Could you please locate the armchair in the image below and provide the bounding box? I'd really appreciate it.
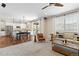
[37,33,45,41]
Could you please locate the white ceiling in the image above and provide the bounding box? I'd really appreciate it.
[0,3,79,22]
[0,3,47,21]
[40,3,79,17]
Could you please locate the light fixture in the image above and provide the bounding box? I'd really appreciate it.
[1,3,6,8]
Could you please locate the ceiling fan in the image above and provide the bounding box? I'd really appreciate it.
[42,3,63,10]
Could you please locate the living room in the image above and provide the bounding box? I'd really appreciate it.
[0,1,79,57]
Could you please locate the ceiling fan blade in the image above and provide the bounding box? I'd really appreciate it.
[54,3,63,7]
[42,5,49,10]
[42,3,63,10]
[49,3,55,5]
[49,3,63,7]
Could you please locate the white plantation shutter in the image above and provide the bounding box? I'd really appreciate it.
[54,11,79,33]
[54,16,64,33]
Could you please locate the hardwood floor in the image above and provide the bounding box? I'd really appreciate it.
[0,35,31,48]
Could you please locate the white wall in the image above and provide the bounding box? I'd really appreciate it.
[39,18,45,33]
[39,17,55,40]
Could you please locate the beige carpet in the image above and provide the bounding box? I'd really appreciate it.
[0,41,63,56]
